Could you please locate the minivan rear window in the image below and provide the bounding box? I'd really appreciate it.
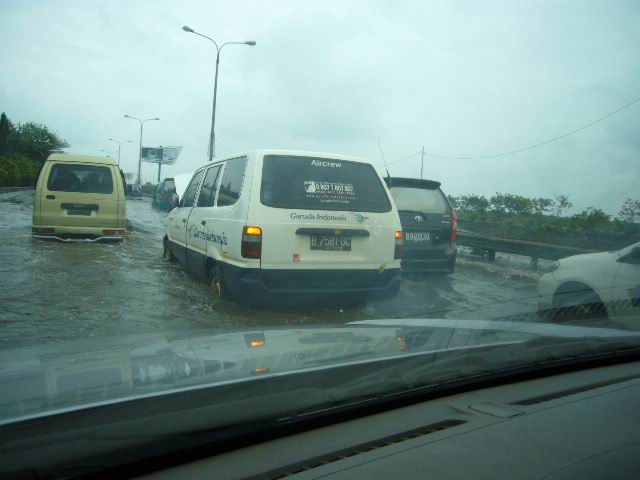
[260,155,391,212]
[47,164,113,194]
[389,187,449,214]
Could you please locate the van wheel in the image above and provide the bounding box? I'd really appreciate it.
[209,265,228,300]
[163,241,174,262]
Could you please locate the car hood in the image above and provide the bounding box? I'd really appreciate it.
[558,250,616,268]
[0,319,638,425]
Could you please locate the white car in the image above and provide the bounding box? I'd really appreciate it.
[163,149,403,305]
[538,242,640,322]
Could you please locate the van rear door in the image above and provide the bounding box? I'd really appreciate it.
[39,162,120,228]
[251,155,399,272]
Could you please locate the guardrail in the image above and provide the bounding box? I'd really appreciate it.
[457,230,599,262]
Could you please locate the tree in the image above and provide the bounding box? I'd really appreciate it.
[14,122,69,164]
[572,207,610,231]
[140,182,157,194]
[618,199,640,224]
[490,193,533,215]
[456,194,490,215]
[532,197,555,216]
[554,195,573,217]
[0,113,70,186]
[0,112,17,157]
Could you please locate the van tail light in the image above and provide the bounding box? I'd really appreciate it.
[242,226,262,259]
[451,209,458,241]
[159,194,167,200]
[394,230,403,259]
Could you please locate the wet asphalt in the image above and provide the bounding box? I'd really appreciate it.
[0,190,539,349]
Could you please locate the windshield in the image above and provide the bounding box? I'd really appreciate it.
[390,187,449,214]
[1,2,639,477]
[260,155,391,212]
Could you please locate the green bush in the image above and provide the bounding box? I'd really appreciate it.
[0,154,40,187]
[141,182,157,194]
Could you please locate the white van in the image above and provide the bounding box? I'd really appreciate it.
[32,154,126,241]
[163,150,403,304]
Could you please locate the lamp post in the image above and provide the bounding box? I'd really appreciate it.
[182,25,255,161]
[124,115,159,184]
[107,138,133,166]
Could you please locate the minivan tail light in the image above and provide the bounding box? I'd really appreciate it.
[242,226,262,259]
[451,209,458,241]
[394,230,403,259]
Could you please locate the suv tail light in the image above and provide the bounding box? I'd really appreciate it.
[451,209,458,241]
[394,230,403,259]
[242,226,262,259]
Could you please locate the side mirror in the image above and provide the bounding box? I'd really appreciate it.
[619,246,640,265]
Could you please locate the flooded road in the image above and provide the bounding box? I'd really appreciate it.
[1,190,539,349]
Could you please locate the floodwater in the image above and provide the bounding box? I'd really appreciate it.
[0,190,539,349]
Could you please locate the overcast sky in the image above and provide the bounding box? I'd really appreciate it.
[1,0,638,213]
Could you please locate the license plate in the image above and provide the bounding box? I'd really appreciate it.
[67,209,92,216]
[405,232,431,242]
[310,235,352,251]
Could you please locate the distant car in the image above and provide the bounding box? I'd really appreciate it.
[385,177,457,274]
[152,178,177,210]
[538,242,640,322]
[127,184,144,199]
[32,154,126,241]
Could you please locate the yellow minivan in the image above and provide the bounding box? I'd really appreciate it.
[32,154,126,241]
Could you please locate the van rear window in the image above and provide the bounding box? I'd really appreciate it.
[260,155,391,212]
[47,164,113,194]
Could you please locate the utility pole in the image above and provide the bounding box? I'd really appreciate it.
[157,146,163,183]
[420,146,425,179]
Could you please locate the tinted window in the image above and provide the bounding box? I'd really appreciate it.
[47,163,113,194]
[390,187,449,214]
[217,157,247,207]
[162,179,176,192]
[181,170,205,208]
[260,155,391,212]
[196,166,221,207]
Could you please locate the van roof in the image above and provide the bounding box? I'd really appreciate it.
[46,154,117,166]
[202,149,375,167]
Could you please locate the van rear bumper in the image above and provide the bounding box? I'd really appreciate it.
[219,264,401,304]
[32,225,125,242]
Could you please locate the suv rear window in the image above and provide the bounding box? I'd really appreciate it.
[389,187,449,214]
[47,163,113,194]
[260,155,391,212]
[163,179,176,192]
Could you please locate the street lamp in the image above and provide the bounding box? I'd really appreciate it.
[124,115,160,185]
[107,138,133,166]
[182,25,256,161]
